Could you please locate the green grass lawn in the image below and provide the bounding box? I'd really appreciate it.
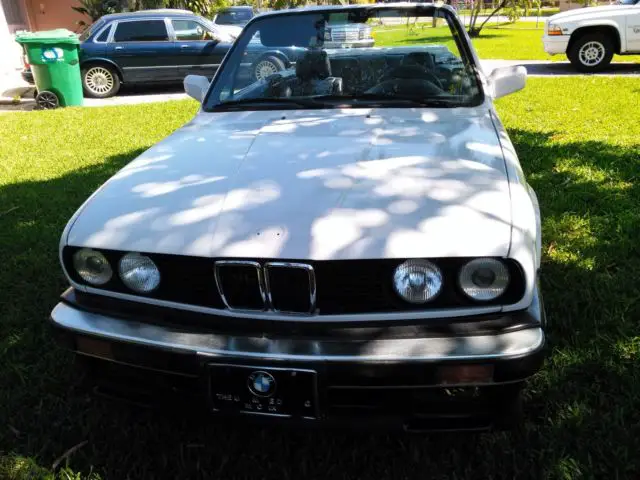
[2,77,640,479]
[373,21,640,63]
[455,7,560,16]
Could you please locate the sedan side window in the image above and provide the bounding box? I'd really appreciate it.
[113,20,169,42]
[172,19,216,41]
[95,25,111,42]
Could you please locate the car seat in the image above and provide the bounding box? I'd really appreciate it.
[290,50,342,96]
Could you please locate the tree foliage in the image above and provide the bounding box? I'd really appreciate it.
[126,0,168,11]
[72,0,123,24]
[169,0,230,16]
[72,0,232,27]
[269,0,306,10]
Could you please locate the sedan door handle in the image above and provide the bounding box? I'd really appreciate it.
[180,45,190,49]
[114,46,124,50]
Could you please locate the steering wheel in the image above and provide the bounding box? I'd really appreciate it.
[381,64,445,90]
[365,78,445,98]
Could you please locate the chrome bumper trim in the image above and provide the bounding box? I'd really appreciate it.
[51,302,544,363]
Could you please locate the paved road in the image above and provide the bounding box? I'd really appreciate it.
[2,59,638,111]
[77,60,640,108]
[0,83,190,110]
[481,59,640,76]
[84,84,187,107]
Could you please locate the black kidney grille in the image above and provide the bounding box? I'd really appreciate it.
[265,264,314,313]
[215,262,265,310]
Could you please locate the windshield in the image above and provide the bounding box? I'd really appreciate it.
[616,0,639,4]
[204,6,483,112]
[216,9,253,25]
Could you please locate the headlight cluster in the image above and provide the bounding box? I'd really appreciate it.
[71,248,160,293]
[459,258,509,301]
[72,249,112,286]
[393,259,443,304]
[393,258,511,304]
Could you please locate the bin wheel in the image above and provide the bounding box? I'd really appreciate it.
[35,90,59,109]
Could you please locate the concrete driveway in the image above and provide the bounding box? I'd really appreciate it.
[1,82,190,111]
[83,84,188,107]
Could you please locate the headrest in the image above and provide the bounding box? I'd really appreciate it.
[401,52,435,70]
[296,50,332,81]
[384,64,430,81]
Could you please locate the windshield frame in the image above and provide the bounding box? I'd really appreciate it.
[202,5,484,112]
[79,18,105,42]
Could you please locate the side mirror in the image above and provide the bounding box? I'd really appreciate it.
[488,66,527,99]
[184,74,210,103]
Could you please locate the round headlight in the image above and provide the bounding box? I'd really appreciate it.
[393,259,443,304]
[459,258,510,301]
[73,248,113,286]
[119,253,160,293]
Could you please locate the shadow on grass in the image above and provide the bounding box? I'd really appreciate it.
[0,149,148,479]
[1,131,640,479]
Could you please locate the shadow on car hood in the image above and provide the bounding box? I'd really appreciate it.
[66,107,512,260]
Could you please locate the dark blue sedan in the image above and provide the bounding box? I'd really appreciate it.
[77,9,302,98]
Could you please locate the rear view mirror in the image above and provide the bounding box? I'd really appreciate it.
[184,75,210,103]
[488,66,526,99]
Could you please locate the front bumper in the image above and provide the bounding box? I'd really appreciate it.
[50,287,546,431]
[543,35,569,55]
[21,68,34,84]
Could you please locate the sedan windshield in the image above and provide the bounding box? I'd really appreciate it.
[205,6,483,111]
[216,9,253,25]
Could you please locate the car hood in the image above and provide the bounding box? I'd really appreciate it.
[549,4,631,22]
[66,108,512,261]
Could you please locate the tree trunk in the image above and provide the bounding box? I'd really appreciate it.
[469,0,508,36]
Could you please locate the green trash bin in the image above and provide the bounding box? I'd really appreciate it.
[16,29,83,108]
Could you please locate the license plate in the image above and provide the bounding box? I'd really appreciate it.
[208,364,318,419]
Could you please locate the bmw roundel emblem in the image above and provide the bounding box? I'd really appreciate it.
[247,371,276,397]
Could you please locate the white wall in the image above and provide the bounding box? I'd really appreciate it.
[0,2,26,96]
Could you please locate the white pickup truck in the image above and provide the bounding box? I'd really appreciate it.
[543,0,640,72]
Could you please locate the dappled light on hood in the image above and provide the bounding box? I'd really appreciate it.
[68,108,512,260]
[132,175,226,198]
[311,208,389,259]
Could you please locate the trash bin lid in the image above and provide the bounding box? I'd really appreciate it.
[15,29,80,45]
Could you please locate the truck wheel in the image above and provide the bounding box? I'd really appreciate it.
[82,64,121,98]
[568,33,614,73]
[252,56,286,82]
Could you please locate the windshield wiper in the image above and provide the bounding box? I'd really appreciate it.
[307,93,463,108]
[213,97,319,110]
[213,94,464,111]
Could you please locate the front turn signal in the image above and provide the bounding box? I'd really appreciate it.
[547,25,564,36]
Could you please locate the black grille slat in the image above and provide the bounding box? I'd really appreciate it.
[63,247,526,315]
[267,267,312,313]
[327,386,486,415]
[215,264,264,310]
[313,259,524,314]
